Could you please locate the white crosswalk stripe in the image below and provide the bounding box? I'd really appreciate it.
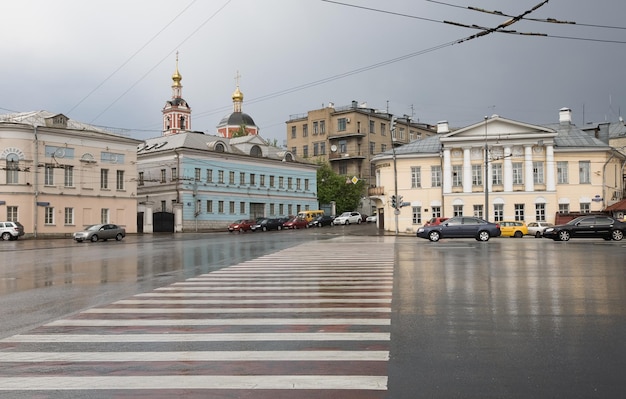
[0,238,394,398]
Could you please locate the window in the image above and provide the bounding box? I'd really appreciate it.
[313,121,319,135]
[512,162,523,185]
[5,154,19,184]
[196,200,201,215]
[427,207,440,218]
[62,165,73,187]
[228,171,235,185]
[559,204,570,213]
[370,142,375,155]
[302,124,308,137]
[557,161,568,184]
[533,161,544,184]
[381,144,387,153]
[64,208,74,225]
[320,142,326,155]
[229,201,235,214]
[195,168,201,181]
[291,126,296,138]
[116,170,124,190]
[279,176,284,188]
[279,204,284,215]
[250,174,256,186]
[514,204,525,221]
[314,143,319,156]
[491,163,502,185]
[160,169,166,183]
[270,203,275,215]
[138,172,144,186]
[452,165,463,187]
[100,208,109,224]
[320,120,326,135]
[473,204,483,218]
[171,167,177,181]
[412,206,422,225]
[303,145,308,157]
[260,174,266,187]
[339,140,347,153]
[472,164,482,186]
[206,169,213,182]
[207,200,213,213]
[287,177,293,189]
[579,161,590,184]
[453,205,463,217]
[288,204,293,215]
[218,201,224,213]
[45,207,54,225]
[338,118,347,131]
[100,169,109,189]
[369,120,375,134]
[493,204,503,222]
[218,170,224,184]
[339,164,347,175]
[270,175,275,187]
[305,179,309,190]
[239,172,245,185]
[580,202,591,213]
[45,164,54,186]
[5,206,17,222]
[381,123,386,136]
[411,167,421,188]
[430,165,441,187]
[296,178,301,190]
[535,203,546,221]
[161,201,166,212]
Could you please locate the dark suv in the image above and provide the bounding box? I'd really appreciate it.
[0,221,25,241]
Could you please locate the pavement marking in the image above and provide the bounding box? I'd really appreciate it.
[80,307,392,314]
[0,375,388,390]
[113,298,392,305]
[157,284,393,290]
[45,318,391,327]
[135,291,392,297]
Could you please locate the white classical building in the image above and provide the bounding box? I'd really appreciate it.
[370,108,626,234]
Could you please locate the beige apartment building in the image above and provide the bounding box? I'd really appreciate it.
[0,111,142,238]
[370,108,626,234]
[286,101,436,187]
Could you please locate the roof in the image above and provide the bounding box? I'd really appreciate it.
[604,199,626,211]
[0,110,133,137]
[217,111,257,127]
[545,122,611,149]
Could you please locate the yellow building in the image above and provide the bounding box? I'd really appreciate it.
[0,111,142,238]
[370,108,626,234]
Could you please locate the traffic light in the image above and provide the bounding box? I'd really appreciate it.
[390,116,397,132]
[391,194,397,209]
[397,195,404,208]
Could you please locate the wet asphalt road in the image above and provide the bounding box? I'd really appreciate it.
[1,226,625,398]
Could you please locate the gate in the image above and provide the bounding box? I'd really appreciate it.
[137,212,144,233]
[153,211,175,233]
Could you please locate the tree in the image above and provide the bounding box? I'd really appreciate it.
[317,162,365,214]
[232,124,247,138]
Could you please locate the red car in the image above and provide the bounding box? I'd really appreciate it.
[424,217,449,227]
[282,217,309,229]
[228,219,255,233]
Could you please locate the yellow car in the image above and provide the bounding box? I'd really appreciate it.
[499,221,528,238]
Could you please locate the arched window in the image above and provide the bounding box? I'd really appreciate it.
[284,153,294,162]
[250,145,262,158]
[180,116,186,130]
[5,153,19,184]
[166,116,170,130]
[215,143,225,152]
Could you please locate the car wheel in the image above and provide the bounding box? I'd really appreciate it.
[262,226,268,232]
[428,231,441,242]
[115,233,123,241]
[557,230,570,241]
[1,232,12,241]
[535,232,542,238]
[611,229,624,241]
[239,228,244,233]
[90,235,99,242]
[357,219,361,224]
[346,221,350,225]
[514,231,523,238]
[477,231,491,241]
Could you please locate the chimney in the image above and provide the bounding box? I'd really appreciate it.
[437,120,450,134]
[559,107,572,124]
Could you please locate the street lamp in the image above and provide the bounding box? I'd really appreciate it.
[390,116,399,235]
[484,116,489,221]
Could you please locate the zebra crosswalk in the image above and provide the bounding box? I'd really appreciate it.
[0,237,394,398]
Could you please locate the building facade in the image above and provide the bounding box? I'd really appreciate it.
[286,101,436,187]
[370,108,626,233]
[0,111,142,237]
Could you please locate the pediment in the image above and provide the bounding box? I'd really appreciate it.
[440,115,557,145]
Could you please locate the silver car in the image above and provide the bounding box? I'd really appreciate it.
[333,212,362,225]
[526,221,554,238]
[73,224,126,242]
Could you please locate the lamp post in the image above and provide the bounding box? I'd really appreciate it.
[390,116,399,235]
[484,116,489,221]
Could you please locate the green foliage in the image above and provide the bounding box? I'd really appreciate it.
[232,124,247,138]
[316,162,365,214]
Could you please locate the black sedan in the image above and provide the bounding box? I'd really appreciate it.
[308,215,335,227]
[416,216,501,242]
[542,215,625,241]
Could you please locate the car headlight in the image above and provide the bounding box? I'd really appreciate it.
[417,228,425,233]
[544,228,554,233]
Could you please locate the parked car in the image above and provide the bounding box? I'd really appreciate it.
[416,216,501,242]
[499,221,528,238]
[526,221,554,238]
[542,215,626,241]
[333,212,362,225]
[423,217,449,227]
[256,218,286,232]
[228,219,255,233]
[73,224,126,242]
[308,215,335,228]
[283,217,309,229]
[366,214,377,223]
[0,221,25,241]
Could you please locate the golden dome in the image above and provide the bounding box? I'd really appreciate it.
[232,86,243,102]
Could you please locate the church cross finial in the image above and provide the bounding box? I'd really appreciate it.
[235,70,241,87]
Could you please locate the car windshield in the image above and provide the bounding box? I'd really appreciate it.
[340,212,351,217]
[85,225,101,231]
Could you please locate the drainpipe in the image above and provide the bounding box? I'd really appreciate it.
[33,125,39,238]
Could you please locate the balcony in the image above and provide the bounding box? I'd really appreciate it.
[368,186,385,196]
[328,152,366,161]
[328,130,365,140]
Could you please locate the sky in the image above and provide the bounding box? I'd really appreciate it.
[2,0,625,145]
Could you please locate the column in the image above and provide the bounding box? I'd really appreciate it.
[463,147,472,193]
[524,145,534,192]
[503,146,513,192]
[546,144,555,191]
[443,148,452,194]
